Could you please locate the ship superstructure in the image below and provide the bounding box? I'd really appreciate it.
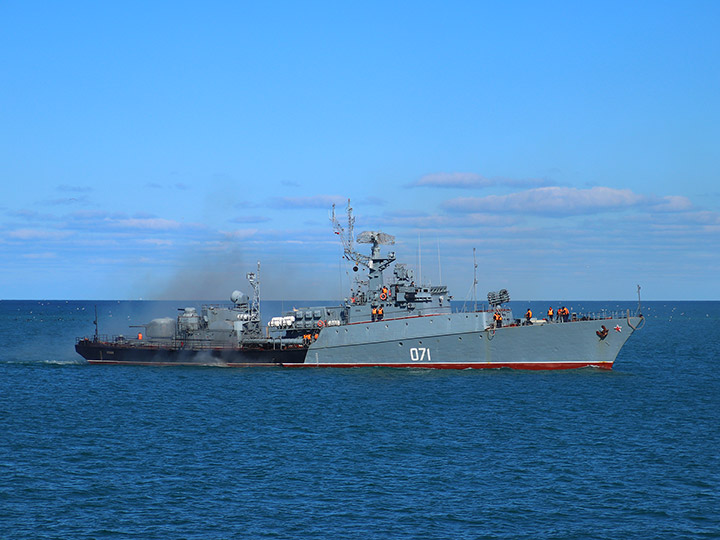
[271,202,643,369]
[76,263,307,366]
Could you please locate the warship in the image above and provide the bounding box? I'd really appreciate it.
[76,203,644,369]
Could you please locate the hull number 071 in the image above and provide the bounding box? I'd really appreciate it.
[410,347,432,362]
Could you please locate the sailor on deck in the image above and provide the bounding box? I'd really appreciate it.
[525,309,533,325]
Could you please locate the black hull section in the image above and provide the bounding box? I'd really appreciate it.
[75,340,308,367]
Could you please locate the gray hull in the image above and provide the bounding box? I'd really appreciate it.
[298,313,641,369]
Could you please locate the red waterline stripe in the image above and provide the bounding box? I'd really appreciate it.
[282,362,614,370]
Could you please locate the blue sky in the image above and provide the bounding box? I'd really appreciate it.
[1,1,718,300]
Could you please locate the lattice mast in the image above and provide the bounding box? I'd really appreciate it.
[331,200,396,292]
[246,261,261,323]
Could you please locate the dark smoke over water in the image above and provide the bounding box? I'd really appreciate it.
[148,247,248,301]
[144,247,336,302]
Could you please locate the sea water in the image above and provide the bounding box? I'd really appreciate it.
[0,300,718,539]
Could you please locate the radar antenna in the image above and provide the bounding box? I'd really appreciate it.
[331,199,396,291]
[356,231,396,266]
[487,289,510,307]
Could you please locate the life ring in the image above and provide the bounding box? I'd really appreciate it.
[380,292,387,300]
[317,320,325,328]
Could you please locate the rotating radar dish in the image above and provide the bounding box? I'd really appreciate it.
[231,290,245,305]
[356,231,395,245]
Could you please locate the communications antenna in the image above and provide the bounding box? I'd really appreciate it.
[246,261,260,322]
[418,235,422,285]
[473,248,478,312]
[331,199,356,261]
[437,236,442,285]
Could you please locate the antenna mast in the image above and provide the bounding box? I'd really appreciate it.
[246,261,261,322]
[331,199,356,259]
[331,199,396,291]
[437,236,442,285]
[473,248,478,312]
[418,235,422,285]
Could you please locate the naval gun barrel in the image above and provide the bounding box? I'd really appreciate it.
[241,337,305,346]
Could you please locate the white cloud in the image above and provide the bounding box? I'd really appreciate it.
[413,172,494,189]
[108,218,182,230]
[442,186,705,218]
[443,186,653,215]
[273,195,347,208]
[230,215,271,224]
[411,172,554,189]
[646,209,720,226]
[46,196,89,206]
[8,228,73,240]
[691,211,720,225]
[219,229,259,240]
[650,195,693,212]
[69,210,109,220]
[384,212,519,229]
[21,252,58,259]
[138,239,174,246]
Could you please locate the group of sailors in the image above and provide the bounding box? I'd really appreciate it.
[370,286,392,321]
[547,306,570,322]
[302,333,319,344]
[492,305,572,328]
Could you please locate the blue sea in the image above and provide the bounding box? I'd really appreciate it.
[1,300,719,539]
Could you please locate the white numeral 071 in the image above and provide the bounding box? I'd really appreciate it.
[410,347,431,362]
